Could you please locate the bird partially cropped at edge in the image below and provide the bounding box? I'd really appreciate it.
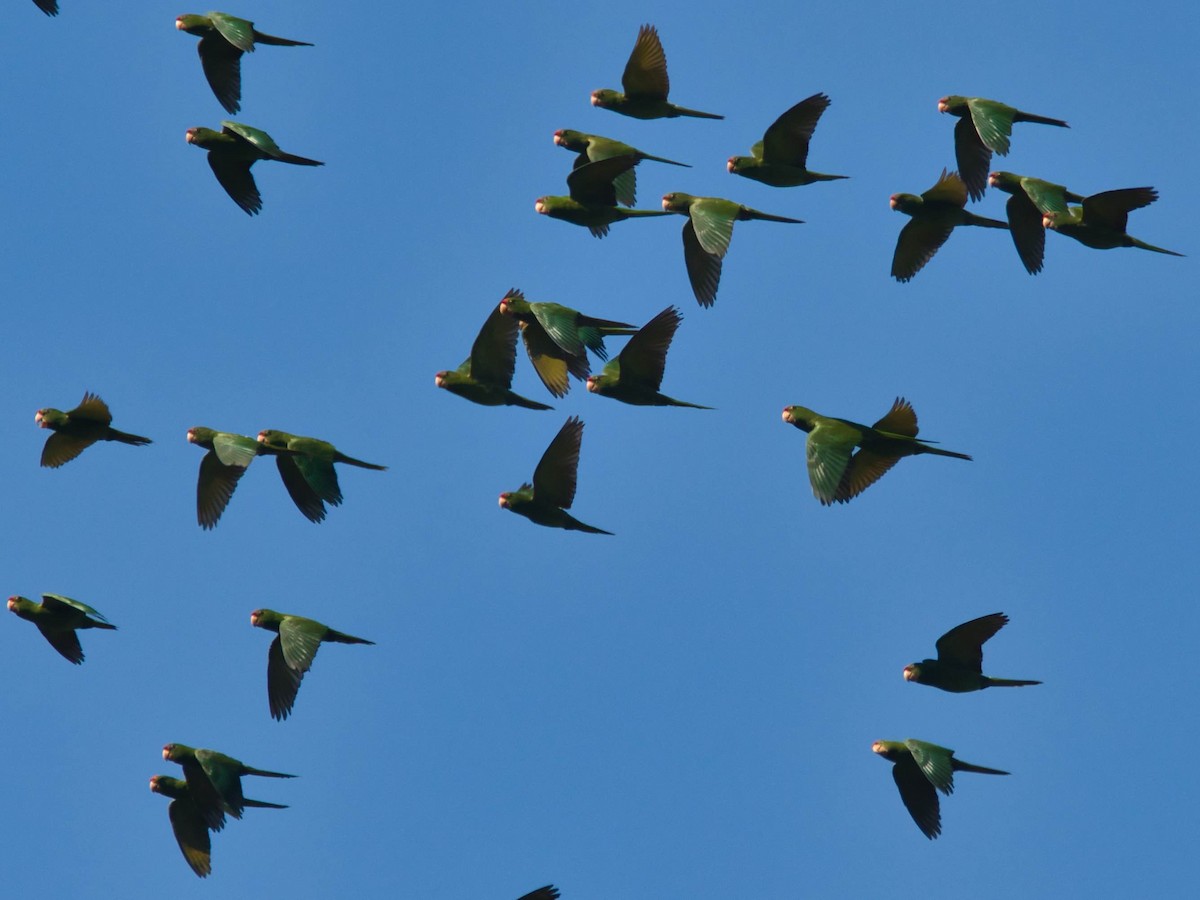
[727,93,848,187]
[553,129,690,207]
[938,95,1069,201]
[586,306,712,409]
[499,416,612,535]
[591,24,722,120]
[175,12,313,114]
[1042,188,1183,257]
[255,430,387,524]
[32,0,58,16]
[436,305,552,410]
[890,169,1008,282]
[988,171,1085,274]
[149,775,287,878]
[781,397,971,505]
[35,392,152,468]
[536,155,672,238]
[661,192,803,307]
[7,594,116,664]
[250,608,375,721]
[162,743,296,831]
[872,738,1009,839]
[904,612,1042,693]
[186,121,323,216]
[517,887,561,900]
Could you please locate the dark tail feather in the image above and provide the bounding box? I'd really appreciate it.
[253,31,314,47]
[109,429,152,446]
[1015,112,1069,128]
[243,767,297,779]
[744,209,804,224]
[986,677,1042,688]
[676,107,724,120]
[965,212,1009,230]
[243,798,289,809]
[642,153,691,168]
[92,621,118,631]
[1131,238,1184,256]
[920,445,973,461]
[510,394,554,411]
[664,396,714,410]
[334,453,388,471]
[326,629,375,646]
[953,760,1010,776]
[276,152,324,167]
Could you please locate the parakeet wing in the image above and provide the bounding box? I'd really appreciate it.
[274,455,326,522]
[294,456,342,505]
[891,754,942,839]
[681,219,722,307]
[567,156,637,206]
[68,393,113,424]
[195,751,245,812]
[197,450,244,529]
[211,432,258,467]
[207,12,256,52]
[966,98,1016,155]
[833,450,902,503]
[1006,190,1047,274]
[761,93,829,166]
[952,116,992,200]
[618,306,679,389]
[41,593,109,620]
[935,612,1007,671]
[40,432,96,468]
[206,154,261,215]
[278,617,325,673]
[34,622,84,664]
[806,427,857,504]
[687,203,736,257]
[622,25,669,99]
[469,307,520,389]
[167,797,213,877]
[905,740,956,793]
[1081,187,1158,230]
[532,417,583,509]
[891,218,953,282]
[267,635,305,720]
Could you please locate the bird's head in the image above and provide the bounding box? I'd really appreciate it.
[781,406,815,432]
[871,740,898,760]
[889,193,921,215]
[498,492,512,509]
[434,371,450,388]
[661,192,693,213]
[591,89,620,109]
[7,596,24,614]
[585,376,600,393]
[534,197,548,215]
[34,407,65,429]
[726,157,745,174]
[1042,211,1061,231]
[176,15,206,33]
[903,663,922,683]
[185,127,199,145]
[938,95,966,114]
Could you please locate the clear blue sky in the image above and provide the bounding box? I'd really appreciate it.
[3,2,1196,897]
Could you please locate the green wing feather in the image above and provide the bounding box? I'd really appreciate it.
[532,417,583,509]
[208,12,257,52]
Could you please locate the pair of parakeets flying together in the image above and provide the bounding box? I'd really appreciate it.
[878,612,1040,838]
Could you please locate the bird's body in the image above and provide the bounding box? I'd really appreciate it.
[176,12,312,114]
[255,430,386,523]
[7,593,116,664]
[499,416,612,535]
[988,171,1085,274]
[586,306,711,409]
[890,169,1008,282]
[938,95,1069,200]
[537,155,671,237]
[553,129,689,207]
[904,612,1041,692]
[436,305,552,410]
[727,93,847,187]
[591,25,722,120]
[35,392,151,468]
[186,121,322,215]
[782,397,971,504]
[661,192,802,306]
[250,608,374,721]
[162,743,295,831]
[873,738,1008,839]
[1042,188,1183,256]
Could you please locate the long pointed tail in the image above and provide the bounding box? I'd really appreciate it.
[675,106,724,120]
[334,453,388,471]
[664,396,714,410]
[953,759,1010,776]
[1131,237,1184,256]
[743,208,804,224]
[243,798,290,809]
[326,629,375,646]
[919,445,973,461]
[253,32,314,47]
[243,767,298,779]
[276,152,324,167]
[985,677,1042,688]
[642,153,691,168]
[1014,112,1069,128]
[109,429,152,446]
[964,212,1010,230]
[510,393,554,411]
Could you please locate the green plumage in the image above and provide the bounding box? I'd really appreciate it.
[499,416,612,535]
[7,593,117,664]
[873,738,1009,839]
[782,397,971,504]
[250,608,375,721]
[889,169,1009,282]
[35,391,152,468]
[536,155,671,237]
[1042,188,1183,256]
[988,171,1085,274]
[727,93,847,187]
[661,192,803,307]
[162,743,295,831]
[553,129,689,206]
[436,305,552,409]
[586,306,712,409]
[186,121,323,216]
[256,429,387,524]
[904,612,1042,693]
[187,426,267,528]
[591,24,722,120]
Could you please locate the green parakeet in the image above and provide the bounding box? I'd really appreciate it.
[586,306,712,409]
[33,0,57,16]
[938,95,1069,201]
[255,430,387,524]
[889,169,1008,282]
[187,427,269,529]
[987,171,1085,274]
[162,743,295,831]
[499,416,612,535]
[149,775,286,878]
[661,192,803,307]
[250,608,375,721]
[872,738,1009,839]
[517,888,560,900]
[35,392,152,468]
[1042,188,1183,256]
[7,593,116,664]
[591,24,722,120]
[186,121,323,216]
[436,306,553,410]
[904,612,1041,693]
[553,129,689,207]
[781,397,971,504]
[175,13,312,114]
[536,155,672,237]
[726,93,848,187]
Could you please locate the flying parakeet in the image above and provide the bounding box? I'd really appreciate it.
[499,416,612,535]
[661,192,803,307]
[591,24,722,120]
[186,121,323,216]
[872,738,1008,839]
[904,612,1041,693]
[553,129,689,207]
[187,427,272,529]
[781,397,971,504]
[987,171,1085,274]
[7,593,116,664]
[586,306,712,409]
[726,93,848,187]
[250,608,375,721]
[889,169,1008,282]
[162,743,295,831]
[176,12,312,114]
[536,155,672,237]
[35,392,152,468]
[1042,188,1183,256]
[938,95,1069,200]
[255,430,387,524]
[436,305,553,410]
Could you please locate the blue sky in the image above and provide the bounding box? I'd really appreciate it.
[3,2,1196,897]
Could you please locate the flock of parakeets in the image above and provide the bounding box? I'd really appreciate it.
[17,7,1185,888]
